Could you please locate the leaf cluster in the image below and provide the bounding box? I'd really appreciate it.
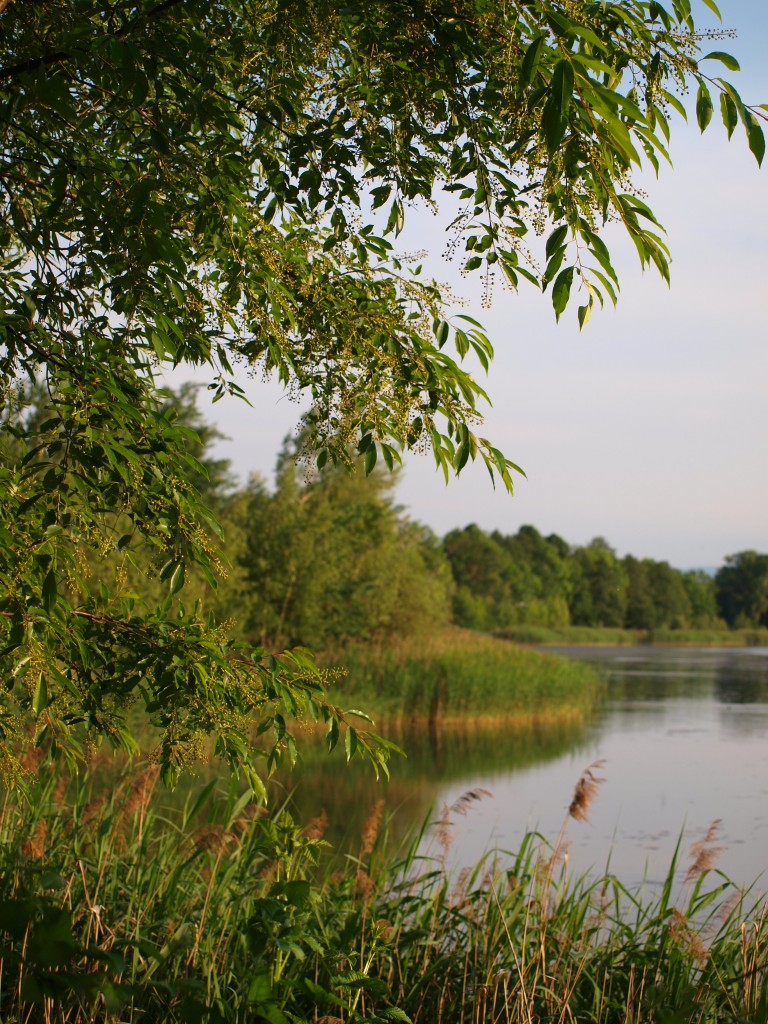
[0,0,764,783]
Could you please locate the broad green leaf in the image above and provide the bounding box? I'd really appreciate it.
[746,117,765,166]
[542,60,575,154]
[169,562,185,596]
[435,320,450,347]
[719,91,738,139]
[696,83,713,132]
[345,727,357,761]
[42,569,57,612]
[520,35,546,87]
[545,225,568,261]
[701,51,739,71]
[32,674,48,717]
[326,717,339,752]
[552,267,575,321]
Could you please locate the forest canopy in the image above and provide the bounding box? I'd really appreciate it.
[1,0,764,784]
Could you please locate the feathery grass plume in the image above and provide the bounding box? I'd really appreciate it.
[449,865,474,909]
[79,793,107,831]
[193,824,237,855]
[435,803,455,859]
[360,799,385,857]
[668,908,709,965]
[686,819,723,879]
[230,799,266,841]
[21,818,47,860]
[544,760,606,893]
[451,787,494,816]
[51,774,68,806]
[303,809,328,841]
[568,760,606,823]
[356,800,386,900]
[433,788,494,865]
[121,763,160,820]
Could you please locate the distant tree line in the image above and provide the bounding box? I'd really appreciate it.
[74,388,768,648]
[443,525,768,633]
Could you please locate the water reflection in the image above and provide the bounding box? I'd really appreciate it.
[272,715,591,853]
[279,646,768,892]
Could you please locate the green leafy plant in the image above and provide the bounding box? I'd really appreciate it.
[2,758,767,1023]
[1,0,765,782]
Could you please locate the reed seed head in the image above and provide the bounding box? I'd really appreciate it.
[568,760,605,822]
[436,805,455,856]
[360,799,384,857]
[668,909,709,964]
[303,809,328,841]
[21,818,47,860]
[122,764,160,818]
[450,787,493,816]
[686,819,723,879]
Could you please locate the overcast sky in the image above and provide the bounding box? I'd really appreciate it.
[178,0,767,571]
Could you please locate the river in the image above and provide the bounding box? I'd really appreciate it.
[280,645,768,893]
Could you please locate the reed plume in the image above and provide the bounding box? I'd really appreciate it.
[450,787,493,816]
[568,761,605,823]
[686,819,723,880]
[360,799,385,857]
[303,809,328,841]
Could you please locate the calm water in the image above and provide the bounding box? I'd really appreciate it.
[281,646,768,892]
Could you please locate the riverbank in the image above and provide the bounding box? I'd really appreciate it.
[496,624,768,646]
[3,761,766,1024]
[327,627,604,724]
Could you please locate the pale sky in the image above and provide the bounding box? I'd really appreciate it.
[180,0,767,571]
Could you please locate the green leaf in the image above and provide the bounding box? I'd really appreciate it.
[379,1010,414,1023]
[552,267,575,321]
[364,444,377,475]
[169,562,185,596]
[719,91,738,140]
[542,60,575,154]
[701,50,739,71]
[326,717,339,752]
[545,225,568,261]
[32,674,48,717]
[42,569,57,611]
[520,35,545,88]
[454,439,470,472]
[746,115,765,166]
[345,727,357,761]
[696,83,713,132]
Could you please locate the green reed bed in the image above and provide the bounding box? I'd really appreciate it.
[329,628,604,723]
[496,625,645,645]
[2,758,767,1024]
[649,626,768,647]
[498,625,768,647]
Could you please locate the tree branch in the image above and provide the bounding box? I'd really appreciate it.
[0,0,185,81]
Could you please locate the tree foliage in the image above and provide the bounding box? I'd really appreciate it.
[716,551,768,628]
[220,446,453,651]
[0,0,764,782]
[444,523,733,632]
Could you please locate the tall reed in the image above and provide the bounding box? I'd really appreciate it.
[331,628,604,723]
[1,757,766,1023]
